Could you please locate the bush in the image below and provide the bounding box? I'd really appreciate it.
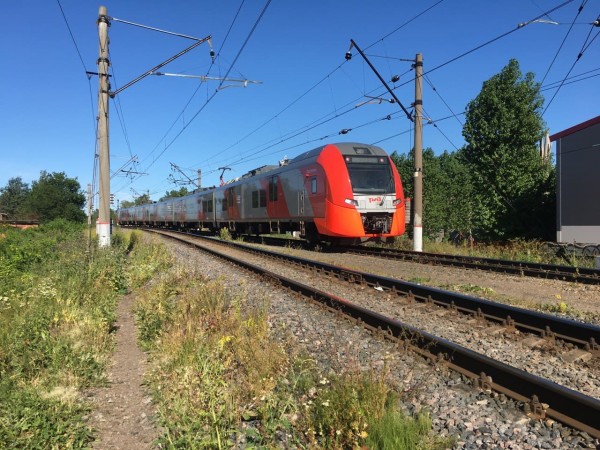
[0,222,145,448]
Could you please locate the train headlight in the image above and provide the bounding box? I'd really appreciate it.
[344,198,358,206]
[393,198,403,206]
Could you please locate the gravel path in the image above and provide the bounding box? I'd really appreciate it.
[161,235,599,449]
[87,293,160,450]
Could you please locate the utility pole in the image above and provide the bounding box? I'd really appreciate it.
[97,6,111,247]
[87,183,92,227]
[413,53,423,252]
[345,40,424,250]
[197,169,202,189]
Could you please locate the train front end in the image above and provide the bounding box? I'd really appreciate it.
[316,143,405,242]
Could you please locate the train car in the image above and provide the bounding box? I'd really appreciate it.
[118,142,406,244]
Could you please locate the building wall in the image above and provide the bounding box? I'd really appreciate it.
[556,121,600,244]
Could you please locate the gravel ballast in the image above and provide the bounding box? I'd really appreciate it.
[161,234,599,449]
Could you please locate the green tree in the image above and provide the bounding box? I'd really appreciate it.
[0,177,30,219]
[159,187,189,201]
[23,171,86,222]
[461,59,552,240]
[392,149,475,239]
[133,193,151,206]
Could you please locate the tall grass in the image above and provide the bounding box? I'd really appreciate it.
[0,223,164,448]
[136,261,451,448]
[390,235,594,268]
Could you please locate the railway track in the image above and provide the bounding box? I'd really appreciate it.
[341,245,600,285]
[146,228,600,439]
[183,232,600,351]
[242,234,600,284]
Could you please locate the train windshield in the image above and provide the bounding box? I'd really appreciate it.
[345,156,394,194]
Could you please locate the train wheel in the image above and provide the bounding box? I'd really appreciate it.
[304,223,320,245]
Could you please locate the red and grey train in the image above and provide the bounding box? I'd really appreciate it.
[117,142,406,244]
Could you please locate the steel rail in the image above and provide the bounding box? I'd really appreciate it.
[148,229,600,438]
[340,245,600,284]
[196,233,600,351]
[229,234,600,284]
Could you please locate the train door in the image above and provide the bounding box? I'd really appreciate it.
[268,175,278,216]
[298,189,305,216]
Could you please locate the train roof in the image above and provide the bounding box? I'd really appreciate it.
[290,142,387,164]
[119,143,391,210]
[240,164,279,179]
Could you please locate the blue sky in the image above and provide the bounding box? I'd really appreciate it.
[1,1,598,203]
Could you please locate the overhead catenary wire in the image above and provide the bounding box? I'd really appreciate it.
[121,0,588,196]
[541,65,600,90]
[193,0,447,171]
[387,0,579,86]
[542,14,598,115]
[112,0,247,195]
[195,0,577,183]
[423,74,464,127]
[56,0,99,176]
[142,0,272,170]
[130,0,246,171]
[116,0,272,197]
[56,0,88,73]
[109,16,210,41]
[539,0,588,84]
[108,52,136,163]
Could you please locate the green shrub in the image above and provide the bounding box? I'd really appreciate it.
[0,221,140,448]
[219,227,232,241]
[0,381,92,449]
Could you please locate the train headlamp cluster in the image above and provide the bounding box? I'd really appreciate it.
[345,198,359,206]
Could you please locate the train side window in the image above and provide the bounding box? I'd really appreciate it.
[259,189,266,207]
[269,176,278,201]
[207,199,213,212]
[311,177,317,194]
[252,190,266,208]
[221,196,227,211]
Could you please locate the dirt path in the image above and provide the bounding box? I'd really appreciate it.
[87,294,160,449]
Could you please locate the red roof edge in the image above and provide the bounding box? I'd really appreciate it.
[550,115,600,142]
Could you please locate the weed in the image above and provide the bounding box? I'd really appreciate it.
[409,277,431,284]
[0,221,169,448]
[137,261,443,448]
[219,227,232,241]
[450,284,496,296]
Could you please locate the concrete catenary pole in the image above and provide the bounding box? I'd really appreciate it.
[87,183,92,227]
[97,6,111,247]
[413,53,423,252]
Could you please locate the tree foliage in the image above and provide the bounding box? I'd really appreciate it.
[133,194,151,206]
[461,59,553,240]
[392,149,475,239]
[118,194,152,209]
[159,187,189,202]
[0,177,30,219]
[22,171,86,223]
